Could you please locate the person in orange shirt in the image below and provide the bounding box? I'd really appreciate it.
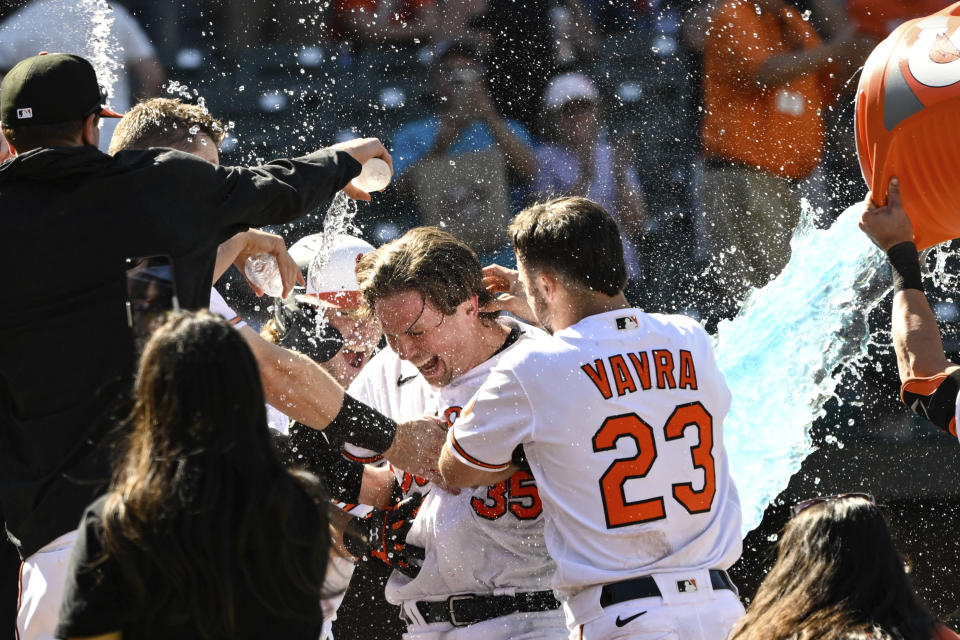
[700,0,855,307]
[848,0,950,41]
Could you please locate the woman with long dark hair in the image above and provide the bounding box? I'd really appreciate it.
[54,311,331,640]
[731,494,959,640]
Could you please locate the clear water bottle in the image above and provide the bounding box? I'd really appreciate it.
[244,253,284,298]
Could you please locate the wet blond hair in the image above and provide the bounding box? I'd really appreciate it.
[109,97,225,155]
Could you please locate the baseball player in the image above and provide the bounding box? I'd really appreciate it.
[107,100,406,639]
[339,227,569,639]
[438,197,745,640]
[855,4,960,446]
[264,232,381,433]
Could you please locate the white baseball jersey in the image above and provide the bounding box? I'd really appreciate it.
[348,323,559,607]
[449,310,742,620]
[345,343,438,465]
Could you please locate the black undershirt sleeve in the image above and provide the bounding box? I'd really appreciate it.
[274,425,365,504]
[902,369,960,437]
[54,498,128,639]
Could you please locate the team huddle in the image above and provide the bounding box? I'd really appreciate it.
[4,4,960,636]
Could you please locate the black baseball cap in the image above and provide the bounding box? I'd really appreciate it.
[0,53,123,127]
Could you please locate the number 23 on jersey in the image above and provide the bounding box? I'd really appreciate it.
[592,401,716,529]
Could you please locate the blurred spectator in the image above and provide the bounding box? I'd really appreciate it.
[209,0,323,61]
[431,0,490,51]
[581,0,651,33]
[0,0,164,153]
[730,494,959,640]
[392,43,536,263]
[699,0,854,304]
[545,1,601,68]
[55,311,332,640]
[331,0,438,46]
[472,0,555,130]
[534,72,647,302]
[472,0,599,129]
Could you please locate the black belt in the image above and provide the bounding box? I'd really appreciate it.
[600,570,736,608]
[415,590,561,627]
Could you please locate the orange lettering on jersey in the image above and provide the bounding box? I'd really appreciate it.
[678,350,698,390]
[609,354,637,397]
[582,359,613,399]
[628,352,652,390]
[400,471,430,494]
[444,405,463,427]
[471,481,508,520]
[653,349,677,389]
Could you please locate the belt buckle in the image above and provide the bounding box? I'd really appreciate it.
[447,594,475,627]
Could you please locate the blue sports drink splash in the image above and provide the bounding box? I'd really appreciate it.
[715,202,889,534]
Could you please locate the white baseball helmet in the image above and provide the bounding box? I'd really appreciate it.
[288,233,375,309]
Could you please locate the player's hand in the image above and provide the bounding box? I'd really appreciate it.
[482,264,537,325]
[859,177,915,252]
[383,415,448,479]
[230,229,304,298]
[343,492,426,578]
[329,137,394,202]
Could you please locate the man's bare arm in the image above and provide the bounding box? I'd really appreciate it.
[214,229,304,298]
[239,325,345,427]
[891,289,959,382]
[359,465,399,509]
[439,441,517,489]
[859,178,960,382]
[241,328,449,470]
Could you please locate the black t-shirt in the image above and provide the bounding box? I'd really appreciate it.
[0,145,360,557]
[54,495,325,640]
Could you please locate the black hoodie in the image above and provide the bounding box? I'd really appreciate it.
[0,144,360,557]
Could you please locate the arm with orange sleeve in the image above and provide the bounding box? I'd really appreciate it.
[860,178,960,439]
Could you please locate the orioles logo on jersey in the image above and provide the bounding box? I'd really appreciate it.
[904,23,960,96]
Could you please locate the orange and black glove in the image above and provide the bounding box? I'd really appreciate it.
[343,492,425,578]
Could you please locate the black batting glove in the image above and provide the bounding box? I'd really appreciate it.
[343,492,426,578]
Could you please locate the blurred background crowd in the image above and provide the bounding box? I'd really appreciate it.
[1,0,959,625]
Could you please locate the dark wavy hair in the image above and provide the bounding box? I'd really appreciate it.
[356,226,498,322]
[102,311,329,639]
[509,196,627,296]
[731,496,939,640]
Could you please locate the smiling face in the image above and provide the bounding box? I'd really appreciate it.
[319,307,380,387]
[374,289,480,387]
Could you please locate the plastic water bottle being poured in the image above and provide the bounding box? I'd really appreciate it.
[244,254,284,298]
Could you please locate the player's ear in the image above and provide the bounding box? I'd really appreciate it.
[81,113,100,147]
[462,294,479,318]
[538,270,559,301]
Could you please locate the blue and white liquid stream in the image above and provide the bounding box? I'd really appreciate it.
[716,202,889,535]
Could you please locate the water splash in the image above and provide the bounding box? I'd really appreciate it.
[81,0,120,100]
[716,202,889,534]
[307,191,362,334]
